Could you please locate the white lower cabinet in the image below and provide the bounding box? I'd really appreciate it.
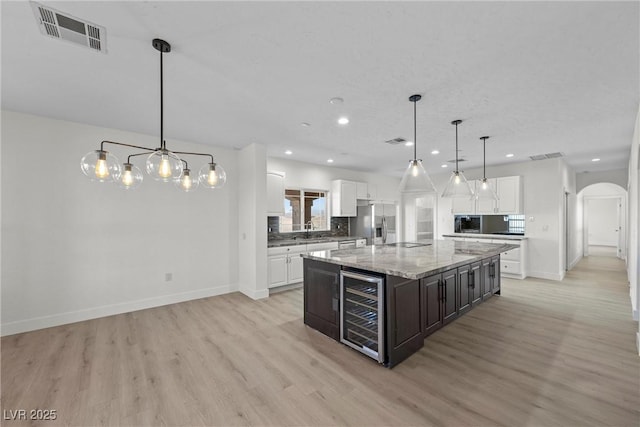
[267,255,288,288]
[267,241,340,288]
[443,236,527,279]
[491,238,527,279]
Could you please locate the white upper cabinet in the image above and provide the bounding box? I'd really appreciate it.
[451,181,476,214]
[449,176,523,215]
[266,171,285,216]
[331,180,357,216]
[355,181,377,200]
[495,176,523,214]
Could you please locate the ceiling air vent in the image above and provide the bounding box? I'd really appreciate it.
[530,152,564,161]
[384,137,407,145]
[31,2,107,53]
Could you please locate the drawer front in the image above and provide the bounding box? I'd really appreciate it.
[501,260,521,274]
[501,247,521,261]
[268,245,306,256]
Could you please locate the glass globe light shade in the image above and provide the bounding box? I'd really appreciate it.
[441,171,474,198]
[474,178,499,201]
[146,150,183,182]
[199,162,226,189]
[117,163,143,190]
[398,159,436,193]
[80,150,121,182]
[175,168,199,192]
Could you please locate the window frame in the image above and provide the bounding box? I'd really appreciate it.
[280,187,330,233]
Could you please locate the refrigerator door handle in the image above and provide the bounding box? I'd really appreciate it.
[382,216,388,244]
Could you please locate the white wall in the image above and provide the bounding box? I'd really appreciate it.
[433,157,571,281]
[627,108,640,350]
[586,198,620,246]
[577,168,628,193]
[267,157,401,203]
[1,111,239,335]
[238,144,268,300]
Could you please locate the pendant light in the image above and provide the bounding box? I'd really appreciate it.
[441,119,474,198]
[475,136,499,201]
[398,94,436,194]
[80,39,225,192]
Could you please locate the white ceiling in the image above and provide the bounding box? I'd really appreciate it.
[2,1,638,176]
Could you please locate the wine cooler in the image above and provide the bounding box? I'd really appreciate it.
[339,270,385,363]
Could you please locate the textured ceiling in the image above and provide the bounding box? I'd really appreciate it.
[2,1,638,176]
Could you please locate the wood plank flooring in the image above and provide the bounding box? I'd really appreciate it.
[2,255,639,426]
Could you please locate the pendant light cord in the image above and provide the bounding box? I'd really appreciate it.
[483,137,486,179]
[455,122,459,173]
[481,136,489,180]
[413,99,417,160]
[160,48,165,150]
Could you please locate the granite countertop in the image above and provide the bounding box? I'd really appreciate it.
[443,233,527,240]
[268,236,366,248]
[302,240,518,280]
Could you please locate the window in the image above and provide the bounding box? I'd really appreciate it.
[280,189,328,232]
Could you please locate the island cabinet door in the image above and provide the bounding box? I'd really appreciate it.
[386,275,423,367]
[481,257,493,301]
[457,264,472,315]
[422,273,443,337]
[470,261,482,305]
[442,268,458,325]
[303,259,341,341]
[491,256,501,295]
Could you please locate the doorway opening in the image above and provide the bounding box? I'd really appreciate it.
[578,183,627,261]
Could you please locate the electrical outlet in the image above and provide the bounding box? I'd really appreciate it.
[165,273,173,282]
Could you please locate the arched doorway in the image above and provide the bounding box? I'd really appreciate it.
[577,183,627,259]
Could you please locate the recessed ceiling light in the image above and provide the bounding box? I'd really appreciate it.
[327,159,334,163]
[285,150,292,155]
[405,141,414,146]
[337,117,349,125]
[505,153,514,158]
[441,164,448,168]
[431,150,440,155]
[592,158,601,162]
[301,122,311,127]
[330,97,344,105]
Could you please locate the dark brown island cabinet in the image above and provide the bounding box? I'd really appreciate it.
[303,255,501,368]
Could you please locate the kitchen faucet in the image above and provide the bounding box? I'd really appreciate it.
[305,221,313,238]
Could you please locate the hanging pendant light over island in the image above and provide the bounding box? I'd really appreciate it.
[398,94,437,194]
[441,119,474,198]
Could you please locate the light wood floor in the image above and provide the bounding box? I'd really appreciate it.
[2,256,639,426]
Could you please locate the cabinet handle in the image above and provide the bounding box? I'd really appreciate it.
[437,279,442,302]
[469,271,475,288]
[443,279,447,302]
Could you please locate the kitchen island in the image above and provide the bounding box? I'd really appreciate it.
[302,240,517,367]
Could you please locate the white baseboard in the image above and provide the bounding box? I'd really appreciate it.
[528,271,564,281]
[1,284,232,337]
[569,254,582,270]
[239,287,269,300]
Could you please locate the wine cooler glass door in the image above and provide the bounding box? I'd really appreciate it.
[340,270,385,363]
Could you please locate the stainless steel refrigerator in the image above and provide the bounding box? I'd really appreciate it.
[351,202,397,245]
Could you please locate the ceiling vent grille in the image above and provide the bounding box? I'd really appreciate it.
[31,2,107,53]
[530,152,564,161]
[384,137,407,145]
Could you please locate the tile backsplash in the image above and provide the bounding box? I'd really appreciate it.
[268,217,350,241]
